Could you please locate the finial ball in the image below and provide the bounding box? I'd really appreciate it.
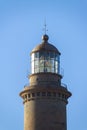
[42,34,49,41]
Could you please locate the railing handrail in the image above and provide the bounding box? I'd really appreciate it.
[24,83,67,89]
[24,84,29,88]
[61,83,67,89]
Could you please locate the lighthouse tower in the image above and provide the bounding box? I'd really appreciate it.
[20,34,71,130]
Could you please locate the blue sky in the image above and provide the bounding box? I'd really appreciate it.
[0,0,87,130]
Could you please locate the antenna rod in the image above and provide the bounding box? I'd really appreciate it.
[43,18,48,34]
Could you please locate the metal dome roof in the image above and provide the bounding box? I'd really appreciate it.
[31,35,61,54]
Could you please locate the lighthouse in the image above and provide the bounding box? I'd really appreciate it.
[20,34,71,130]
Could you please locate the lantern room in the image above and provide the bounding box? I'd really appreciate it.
[30,34,61,74]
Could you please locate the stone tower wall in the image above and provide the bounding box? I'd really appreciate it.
[24,98,66,130]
